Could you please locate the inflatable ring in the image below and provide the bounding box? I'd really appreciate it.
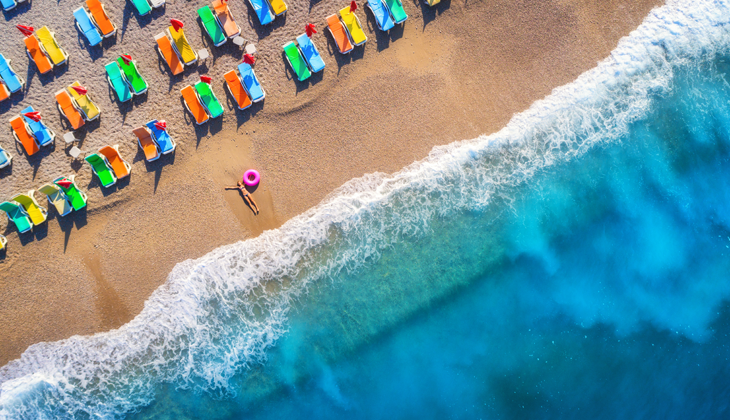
[243,169,260,187]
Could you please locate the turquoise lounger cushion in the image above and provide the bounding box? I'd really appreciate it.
[0,54,22,93]
[146,120,174,153]
[0,201,31,233]
[0,149,9,167]
[198,6,226,46]
[105,62,132,102]
[73,8,103,46]
[1,0,16,11]
[237,63,264,102]
[21,106,54,146]
[296,34,325,73]
[384,0,407,23]
[130,0,152,15]
[248,0,274,25]
[367,0,394,31]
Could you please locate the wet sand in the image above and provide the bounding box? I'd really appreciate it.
[0,0,661,365]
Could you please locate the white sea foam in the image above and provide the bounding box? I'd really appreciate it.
[3,0,730,418]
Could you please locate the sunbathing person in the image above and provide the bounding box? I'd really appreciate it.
[226,181,260,214]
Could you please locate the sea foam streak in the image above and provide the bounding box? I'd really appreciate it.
[3,0,730,418]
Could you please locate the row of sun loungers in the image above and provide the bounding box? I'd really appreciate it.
[181,65,264,123]
[0,177,87,233]
[22,27,68,75]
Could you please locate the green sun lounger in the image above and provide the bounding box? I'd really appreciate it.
[54,176,87,211]
[194,82,224,118]
[129,0,151,16]
[105,62,132,102]
[117,57,148,94]
[85,153,117,188]
[198,6,227,47]
[385,0,407,23]
[283,42,311,82]
[0,201,32,233]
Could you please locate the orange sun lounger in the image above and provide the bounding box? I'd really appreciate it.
[224,70,252,110]
[25,36,53,74]
[181,85,209,125]
[0,83,9,103]
[132,126,160,162]
[326,14,354,54]
[98,145,131,178]
[55,89,85,130]
[10,116,40,156]
[212,0,241,38]
[87,0,117,37]
[155,33,184,76]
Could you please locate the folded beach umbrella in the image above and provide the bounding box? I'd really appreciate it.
[56,179,72,189]
[170,19,184,32]
[120,54,133,64]
[71,85,88,95]
[242,53,255,65]
[154,120,167,130]
[350,0,357,12]
[200,75,212,84]
[305,23,317,37]
[23,111,41,122]
[16,25,34,37]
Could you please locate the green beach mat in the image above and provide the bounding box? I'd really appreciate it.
[55,180,87,211]
[385,0,407,23]
[117,58,148,94]
[283,42,311,82]
[129,0,151,15]
[198,6,226,46]
[0,201,31,232]
[85,154,116,187]
[194,82,224,118]
[105,62,132,102]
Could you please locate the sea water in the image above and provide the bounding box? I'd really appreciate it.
[3,0,730,418]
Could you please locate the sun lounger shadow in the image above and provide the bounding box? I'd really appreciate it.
[418,0,450,28]
[363,13,393,51]
[56,207,87,252]
[308,0,324,13]
[324,37,353,73]
[243,2,286,37]
[13,142,52,180]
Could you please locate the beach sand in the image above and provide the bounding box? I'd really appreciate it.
[0,0,660,366]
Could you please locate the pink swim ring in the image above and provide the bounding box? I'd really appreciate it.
[243,169,260,187]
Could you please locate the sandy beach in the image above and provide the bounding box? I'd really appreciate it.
[0,0,660,366]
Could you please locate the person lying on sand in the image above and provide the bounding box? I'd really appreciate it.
[225,181,260,215]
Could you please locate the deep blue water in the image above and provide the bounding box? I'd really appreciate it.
[3,1,730,419]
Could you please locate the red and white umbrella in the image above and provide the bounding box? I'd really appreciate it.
[305,23,317,37]
[71,85,88,95]
[242,54,255,65]
[16,25,34,37]
[120,54,133,64]
[170,19,184,31]
[23,111,41,122]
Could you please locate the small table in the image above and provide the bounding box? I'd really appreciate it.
[69,146,82,159]
[198,49,209,60]
[63,132,76,144]
[233,36,245,46]
[245,44,256,55]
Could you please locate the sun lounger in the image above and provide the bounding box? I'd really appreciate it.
[105,62,132,102]
[12,191,47,225]
[168,26,198,65]
[9,116,39,156]
[0,82,9,103]
[0,201,32,233]
[85,153,117,188]
[154,33,184,76]
[0,55,24,93]
[87,0,117,38]
[0,145,11,169]
[194,82,224,118]
[384,0,407,24]
[198,6,226,47]
[39,184,72,216]
[54,176,87,210]
[212,0,240,38]
[237,63,265,102]
[129,0,151,16]
[248,0,274,25]
[68,81,101,121]
[180,85,209,125]
[340,7,367,46]
[366,0,395,31]
[145,120,176,154]
[74,7,103,47]
[21,105,55,147]
[283,42,311,82]
[1,0,16,11]
[223,70,252,110]
[36,27,69,65]
[326,14,354,54]
[117,57,148,94]
[55,90,85,130]
[24,36,53,75]
[98,145,131,178]
[133,126,160,161]
[296,34,325,73]
[267,0,287,16]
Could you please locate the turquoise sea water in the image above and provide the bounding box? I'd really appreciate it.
[4,1,730,418]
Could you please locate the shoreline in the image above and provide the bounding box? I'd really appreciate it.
[0,0,661,366]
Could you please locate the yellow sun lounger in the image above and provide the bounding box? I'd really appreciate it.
[11,190,48,226]
[168,26,198,65]
[339,6,367,46]
[36,26,69,65]
[68,81,100,121]
[268,0,287,16]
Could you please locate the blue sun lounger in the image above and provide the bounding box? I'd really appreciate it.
[366,0,394,31]
[74,7,103,46]
[1,0,17,11]
[248,0,274,25]
[237,63,265,102]
[0,145,11,169]
[146,120,176,154]
[296,34,325,73]
[0,54,24,93]
[21,106,55,147]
